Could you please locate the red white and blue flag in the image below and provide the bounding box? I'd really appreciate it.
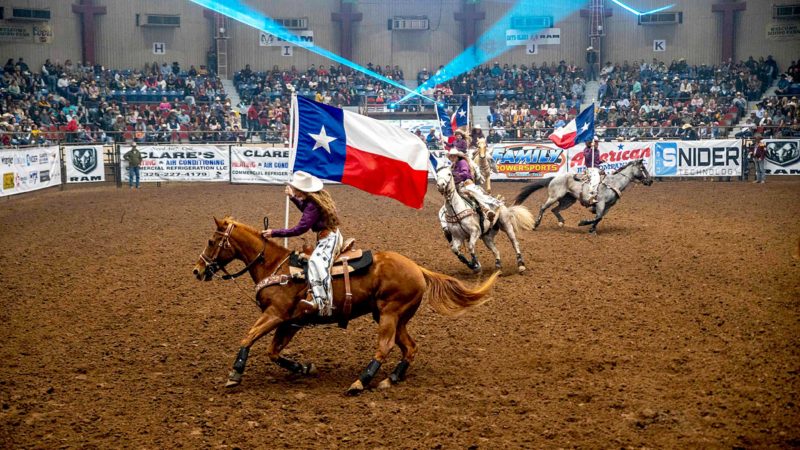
[451,100,469,132]
[436,103,453,138]
[549,104,595,149]
[291,95,429,208]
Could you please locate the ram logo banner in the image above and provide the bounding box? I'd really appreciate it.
[491,144,566,178]
[653,140,741,177]
[66,145,105,183]
[72,147,97,174]
[764,140,800,175]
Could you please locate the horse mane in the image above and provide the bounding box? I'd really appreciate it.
[612,160,638,174]
[223,216,259,235]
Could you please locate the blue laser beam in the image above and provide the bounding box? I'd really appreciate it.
[610,0,675,16]
[188,0,434,102]
[398,0,586,104]
[398,0,674,104]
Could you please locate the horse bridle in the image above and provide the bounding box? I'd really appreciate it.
[199,222,266,280]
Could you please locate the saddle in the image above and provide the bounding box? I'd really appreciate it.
[290,238,372,278]
[255,237,373,329]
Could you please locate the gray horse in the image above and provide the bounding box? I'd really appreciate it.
[514,159,652,234]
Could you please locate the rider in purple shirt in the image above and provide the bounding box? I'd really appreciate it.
[451,157,473,185]
[270,197,326,238]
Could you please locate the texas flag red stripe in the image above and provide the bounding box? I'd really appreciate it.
[342,145,428,209]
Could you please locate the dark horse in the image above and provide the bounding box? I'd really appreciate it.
[514,159,652,233]
[193,217,499,395]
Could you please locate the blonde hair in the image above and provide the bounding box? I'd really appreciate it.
[306,189,340,230]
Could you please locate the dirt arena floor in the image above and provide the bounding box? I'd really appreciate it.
[1,178,799,449]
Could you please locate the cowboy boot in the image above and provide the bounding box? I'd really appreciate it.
[296,291,320,316]
[482,205,496,222]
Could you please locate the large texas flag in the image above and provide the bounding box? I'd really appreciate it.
[291,96,429,208]
[549,104,595,149]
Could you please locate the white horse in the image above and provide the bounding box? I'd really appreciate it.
[436,165,534,273]
[514,159,653,234]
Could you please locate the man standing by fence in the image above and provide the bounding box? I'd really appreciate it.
[124,143,142,189]
[752,140,767,184]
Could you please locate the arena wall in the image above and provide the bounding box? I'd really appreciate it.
[2,0,797,79]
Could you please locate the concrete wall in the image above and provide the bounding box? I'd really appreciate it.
[2,0,797,78]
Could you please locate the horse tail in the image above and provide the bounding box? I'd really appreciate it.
[419,267,499,317]
[505,205,535,232]
[514,178,553,205]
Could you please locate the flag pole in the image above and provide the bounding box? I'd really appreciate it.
[284,92,298,248]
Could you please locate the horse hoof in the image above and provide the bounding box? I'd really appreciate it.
[517,265,526,274]
[377,378,393,390]
[304,363,318,376]
[345,380,365,396]
[471,266,482,274]
[225,371,242,388]
[558,222,564,228]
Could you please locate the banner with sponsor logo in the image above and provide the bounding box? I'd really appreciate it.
[568,141,655,174]
[763,139,800,175]
[766,22,800,41]
[653,140,741,177]
[490,142,569,179]
[121,145,229,182]
[0,23,52,44]
[0,146,61,197]
[65,145,105,183]
[505,28,561,46]
[231,146,292,184]
[259,30,314,47]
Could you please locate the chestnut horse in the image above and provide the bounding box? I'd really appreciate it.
[193,217,499,395]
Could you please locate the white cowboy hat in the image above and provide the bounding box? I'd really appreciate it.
[447,149,466,158]
[288,171,323,193]
[587,46,594,51]
[473,124,482,129]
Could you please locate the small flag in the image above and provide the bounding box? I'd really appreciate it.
[291,96,429,208]
[436,103,453,138]
[549,104,595,149]
[451,100,469,132]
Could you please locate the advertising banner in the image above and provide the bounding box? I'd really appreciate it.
[489,142,569,179]
[763,139,800,175]
[0,146,61,197]
[259,30,314,47]
[121,145,229,183]
[231,146,292,184]
[505,28,561,46]
[568,141,655,174]
[653,139,742,177]
[65,145,105,183]
[766,22,800,41]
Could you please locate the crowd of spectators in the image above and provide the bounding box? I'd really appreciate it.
[3,54,796,147]
[0,57,239,146]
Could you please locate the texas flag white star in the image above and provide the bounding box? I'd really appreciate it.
[309,125,337,153]
[580,122,590,133]
[457,110,467,118]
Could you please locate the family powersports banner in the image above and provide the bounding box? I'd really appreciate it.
[121,145,229,182]
[763,139,800,175]
[0,146,61,197]
[65,145,105,183]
